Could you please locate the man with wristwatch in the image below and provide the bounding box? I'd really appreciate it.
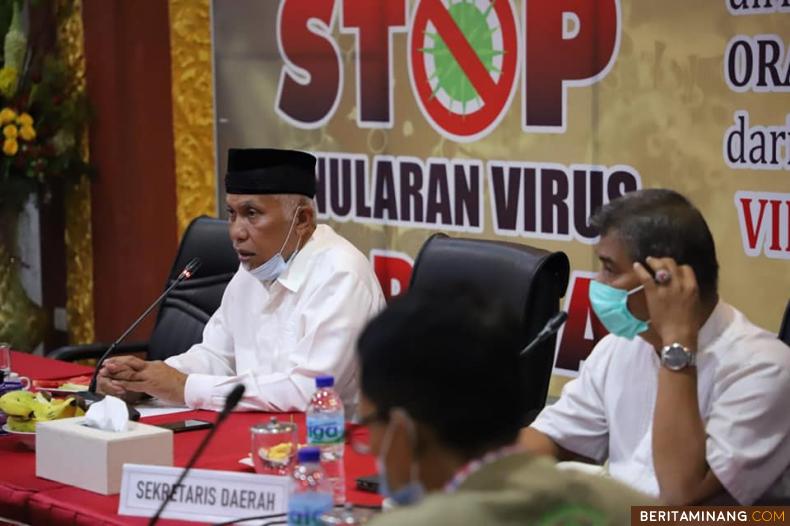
[520,189,790,506]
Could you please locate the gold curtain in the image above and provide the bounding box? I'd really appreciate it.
[168,0,217,236]
[58,0,94,344]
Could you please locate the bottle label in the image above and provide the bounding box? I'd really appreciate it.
[306,415,344,445]
[288,492,333,525]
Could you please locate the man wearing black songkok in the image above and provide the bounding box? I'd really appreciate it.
[97,149,385,413]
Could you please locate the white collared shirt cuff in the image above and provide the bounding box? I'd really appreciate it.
[184,373,221,410]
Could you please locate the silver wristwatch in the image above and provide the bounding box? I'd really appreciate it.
[660,342,696,371]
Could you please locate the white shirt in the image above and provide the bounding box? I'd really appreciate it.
[532,301,790,504]
[165,224,385,414]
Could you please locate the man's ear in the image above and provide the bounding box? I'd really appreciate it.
[381,412,417,490]
[295,204,315,232]
[389,408,420,449]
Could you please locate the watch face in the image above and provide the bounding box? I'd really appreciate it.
[663,345,689,370]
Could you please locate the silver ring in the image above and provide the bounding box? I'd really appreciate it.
[655,269,671,284]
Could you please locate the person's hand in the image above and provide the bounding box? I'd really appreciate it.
[96,356,146,402]
[633,256,701,350]
[100,356,187,405]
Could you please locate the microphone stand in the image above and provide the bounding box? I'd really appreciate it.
[85,257,202,398]
[148,384,246,526]
[519,311,568,358]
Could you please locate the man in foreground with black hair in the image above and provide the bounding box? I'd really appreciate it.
[357,288,652,526]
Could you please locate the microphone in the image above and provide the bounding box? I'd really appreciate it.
[220,383,246,420]
[86,257,202,395]
[148,384,245,526]
[519,311,568,358]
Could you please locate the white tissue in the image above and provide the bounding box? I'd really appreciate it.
[83,395,130,432]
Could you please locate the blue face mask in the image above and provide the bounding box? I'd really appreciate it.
[246,207,301,282]
[377,411,425,507]
[376,457,425,506]
[588,280,649,340]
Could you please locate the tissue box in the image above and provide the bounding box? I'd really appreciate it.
[36,417,173,495]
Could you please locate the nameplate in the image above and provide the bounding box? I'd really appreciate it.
[118,463,289,523]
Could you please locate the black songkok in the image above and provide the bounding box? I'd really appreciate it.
[225,148,316,198]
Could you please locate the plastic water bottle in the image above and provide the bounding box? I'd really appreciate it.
[288,447,333,526]
[306,375,346,504]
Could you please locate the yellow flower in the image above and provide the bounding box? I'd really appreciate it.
[3,138,18,156]
[0,67,18,98]
[17,112,32,127]
[0,108,16,124]
[19,125,34,141]
[3,124,17,139]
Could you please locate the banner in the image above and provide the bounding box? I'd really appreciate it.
[212,0,790,382]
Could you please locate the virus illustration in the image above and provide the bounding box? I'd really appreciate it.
[420,0,504,116]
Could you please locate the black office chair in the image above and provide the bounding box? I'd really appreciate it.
[50,216,238,362]
[780,298,790,347]
[409,234,570,425]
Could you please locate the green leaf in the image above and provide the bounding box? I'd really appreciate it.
[0,1,13,64]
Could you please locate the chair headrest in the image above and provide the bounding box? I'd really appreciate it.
[410,233,570,322]
[169,216,238,281]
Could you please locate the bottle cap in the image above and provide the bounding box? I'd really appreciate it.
[297,446,321,463]
[315,375,334,388]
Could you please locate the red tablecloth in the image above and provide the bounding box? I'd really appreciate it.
[1,353,381,525]
[10,351,95,380]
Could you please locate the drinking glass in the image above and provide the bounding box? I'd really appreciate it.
[251,417,298,476]
[0,343,11,378]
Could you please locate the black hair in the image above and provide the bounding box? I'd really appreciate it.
[591,189,719,302]
[356,286,526,459]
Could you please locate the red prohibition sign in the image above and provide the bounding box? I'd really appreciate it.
[409,0,519,140]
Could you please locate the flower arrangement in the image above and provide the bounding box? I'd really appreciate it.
[0,0,90,215]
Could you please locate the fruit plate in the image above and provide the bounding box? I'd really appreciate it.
[35,386,89,397]
[33,376,91,395]
[2,424,35,450]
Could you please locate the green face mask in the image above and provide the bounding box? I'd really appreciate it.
[588,281,648,340]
